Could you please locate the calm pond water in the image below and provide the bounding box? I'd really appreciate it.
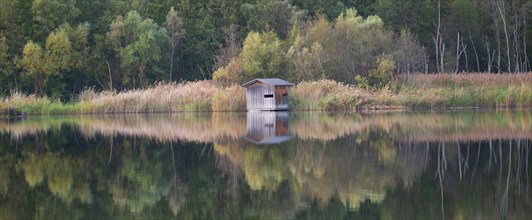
[0,110,531,219]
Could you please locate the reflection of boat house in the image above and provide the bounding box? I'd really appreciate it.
[242,78,293,111]
[246,112,292,145]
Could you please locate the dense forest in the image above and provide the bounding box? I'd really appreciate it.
[0,0,530,99]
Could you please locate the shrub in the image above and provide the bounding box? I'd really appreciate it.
[368,56,395,88]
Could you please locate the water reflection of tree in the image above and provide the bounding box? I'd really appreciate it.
[109,146,171,213]
[379,139,532,219]
[214,128,428,211]
[213,135,532,219]
[0,113,531,219]
[0,154,14,196]
[17,152,93,204]
[0,131,186,218]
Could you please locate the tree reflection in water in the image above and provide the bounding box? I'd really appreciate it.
[0,110,530,219]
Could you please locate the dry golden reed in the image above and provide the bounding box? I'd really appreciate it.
[79,81,222,113]
[290,79,370,111]
[390,72,532,108]
[1,72,532,114]
[398,72,532,88]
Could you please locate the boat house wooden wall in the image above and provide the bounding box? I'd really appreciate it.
[242,78,293,111]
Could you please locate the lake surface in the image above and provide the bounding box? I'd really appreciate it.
[0,110,531,219]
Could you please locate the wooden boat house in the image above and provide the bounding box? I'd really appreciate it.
[242,78,293,111]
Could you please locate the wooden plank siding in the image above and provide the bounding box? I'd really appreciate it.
[274,86,289,108]
[243,78,293,111]
[246,82,277,110]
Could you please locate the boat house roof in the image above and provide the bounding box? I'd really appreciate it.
[242,78,293,87]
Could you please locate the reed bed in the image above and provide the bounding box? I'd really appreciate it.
[389,72,532,108]
[0,92,68,114]
[211,85,246,111]
[1,73,531,114]
[290,79,370,111]
[0,81,245,114]
[81,81,246,113]
[77,81,222,113]
[397,72,532,88]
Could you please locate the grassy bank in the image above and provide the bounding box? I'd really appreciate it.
[1,73,531,115]
[387,73,532,108]
[291,73,532,110]
[0,81,246,115]
[75,81,246,113]
[289,80,371,111]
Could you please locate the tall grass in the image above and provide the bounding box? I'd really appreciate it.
[211,85,246,111]
[397,72,532,88]
[290,79,370,111]
[1,81,245,115]
[1,73,531,114]
[78,81,245,113]
[0,92,69,115]
[76,81,221,113]
[389,73,532,108]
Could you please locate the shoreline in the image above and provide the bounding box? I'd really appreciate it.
[1,73,531,116]
[2,106,532,118]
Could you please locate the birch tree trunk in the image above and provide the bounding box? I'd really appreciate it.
[497,0,511,73]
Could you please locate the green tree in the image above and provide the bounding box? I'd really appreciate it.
[241,32,285,79]
[213,31,286,84]
[332,9,393,82]
[393,28,427,74]
[63,23,90,70]
[43,28,72,74]
[0,0,36,54]
[0,35,15,93]
[286,36,326,82]
[164,7,185,82]
[31,0,80,34]
[18,24,89,96]
[451,0,483,72]
[49,23,91,98]
[374,0,439,69]
[19,41,45,94]
[368,55,395,87]
[175,0,225,80]
[107,11,169,88]
[291,0,346,19]
[241,1,306,38]
[290,8,394,84]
